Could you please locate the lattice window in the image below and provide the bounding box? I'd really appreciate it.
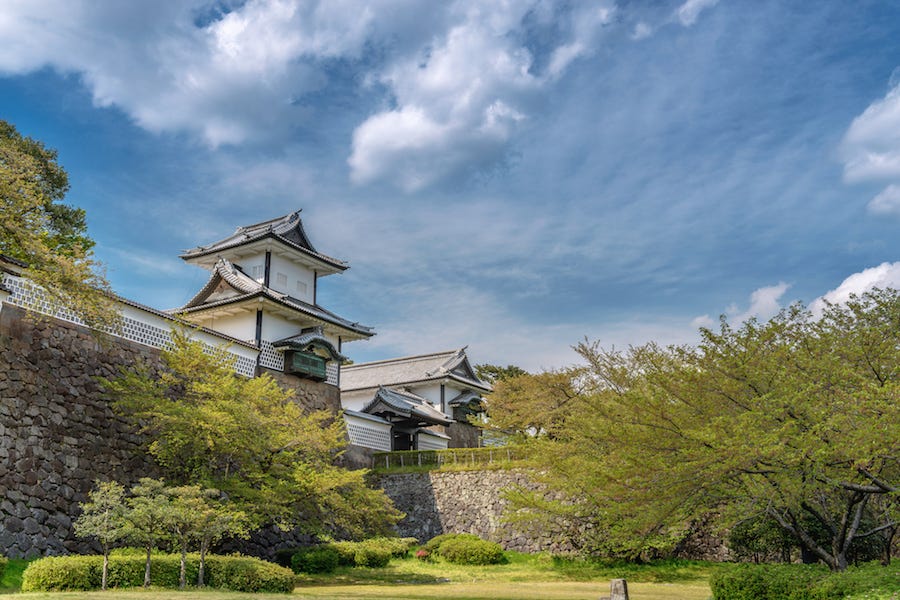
[258,340,285,370]
[326,361,338,386]
[346,421,392,451]
[3,273,256,378]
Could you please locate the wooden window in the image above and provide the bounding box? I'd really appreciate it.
[286,351,326,381]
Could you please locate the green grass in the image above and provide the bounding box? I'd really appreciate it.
[0,558,28,593]
[4,553,714,599]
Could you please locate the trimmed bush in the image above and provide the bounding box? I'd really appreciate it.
[21,553,294,593]
[353,545,392,568]
[437,537,505,565]
[423,532,481,554]
[22,556,100,591]
[290,545,341,574]
[204,555,295,593]
[709,562,900,600]
[330,541,360,566]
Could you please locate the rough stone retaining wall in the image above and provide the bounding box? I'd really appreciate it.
[378,470,583,554]
[0,304,161,557]
[0,304,342,558]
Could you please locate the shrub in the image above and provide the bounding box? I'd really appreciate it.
[423,532,481,554]
[22,556,101,591]
[415,548,430,561]
[353,544,391,568]
[437,537,505,565]
[290,546,340,574]
[204,555,295,593]
[21,553,294,593]
[0,556,7,580]
[366,536,413,558]
[330,541,359,566]
[709,563,899,600]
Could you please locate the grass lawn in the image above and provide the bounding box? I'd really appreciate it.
[6,553,714,599]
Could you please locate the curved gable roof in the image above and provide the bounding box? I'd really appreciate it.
[340,347,491,392]
[180,210,348,271]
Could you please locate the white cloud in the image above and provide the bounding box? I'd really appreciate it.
[868,184,900,215]
[693,282,791,329]
[0,0,383,146]
[810,262,900,316]
[348,1,613,189]
[841,83,900,182]
[675,0,719,27]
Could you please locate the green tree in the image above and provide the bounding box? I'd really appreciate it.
[191,490,249,587]
[484,369,586,439]
[474,363,527,384]
[0,120,115,328]
[105,331,401,538]
[516,290,900,571]
[73,480,128,590]
[166,485,250,588]
[124,478,172,587]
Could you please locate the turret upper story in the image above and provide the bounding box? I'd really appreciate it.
[174,210,373,385]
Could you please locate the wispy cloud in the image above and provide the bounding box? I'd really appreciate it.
[675,0,720,27]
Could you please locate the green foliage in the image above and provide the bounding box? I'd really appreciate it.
[353,544,392,568]
[474,364,528,384]
[290,546,341,574]
[0,556,8,581]
[21,553,295,593]
[423,532,482,554]
[709,562,900,600]
[727,515,795,562]
[105,331,402,538]
[436,537,506,565]
[0,119,116,329]
[324,539,400,567]
[484,369,587,438]
[511,290,900,570]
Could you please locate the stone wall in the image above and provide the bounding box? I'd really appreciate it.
[0,304,345,558]
[0,304,161,557]
[378,470,582,554]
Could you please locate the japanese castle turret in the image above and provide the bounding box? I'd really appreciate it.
[176,210,373,386]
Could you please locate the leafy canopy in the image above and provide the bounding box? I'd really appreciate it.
[104,331,401,538]
[502,289,900,570]
[0,120,116,328]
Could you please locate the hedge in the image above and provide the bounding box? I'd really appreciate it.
[290,545,341,574]
[423,532,482,554]
[21,553,295,593]
[0,556,7,580]
[436,537,505,565]
[710,562,900,600]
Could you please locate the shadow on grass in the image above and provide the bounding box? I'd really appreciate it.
[0,559,29,594]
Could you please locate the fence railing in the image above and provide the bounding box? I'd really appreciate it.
[371,445,530,471]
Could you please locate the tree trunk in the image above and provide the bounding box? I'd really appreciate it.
[144,545,152,588]
[101,550,109,591]
[198,540,208,587]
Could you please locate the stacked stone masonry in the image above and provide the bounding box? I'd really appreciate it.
[0,305,160,557]
[378,470,585,554]
[0,305,342,558]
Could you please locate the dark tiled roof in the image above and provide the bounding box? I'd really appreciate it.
[341,348,491,392]
[180,210,348,271]
[175,258,373,337]
[362,386,452,426]
[272,326,347,361]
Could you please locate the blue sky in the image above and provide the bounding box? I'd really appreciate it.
[2,0,900,370]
